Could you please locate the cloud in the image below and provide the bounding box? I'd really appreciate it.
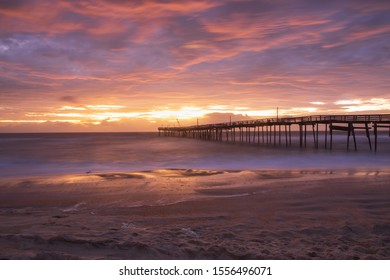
[335,98,390,112]
[310,102,326,105]
[199,112,254,125]
[0,118,158,132]
[0,0,389,132]
[60,95,79,104]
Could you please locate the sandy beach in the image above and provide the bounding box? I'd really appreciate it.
[0,169,389,260]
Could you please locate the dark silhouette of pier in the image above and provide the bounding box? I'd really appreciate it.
[158,114,390,151]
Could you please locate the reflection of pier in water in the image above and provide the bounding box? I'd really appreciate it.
[158,114,390,151]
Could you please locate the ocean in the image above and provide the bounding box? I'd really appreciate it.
[0,132,390,261]
[0,132,389,178]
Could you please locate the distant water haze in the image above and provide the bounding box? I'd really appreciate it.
[0,132,389,178]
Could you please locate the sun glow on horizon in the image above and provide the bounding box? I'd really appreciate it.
[1,98,389,131]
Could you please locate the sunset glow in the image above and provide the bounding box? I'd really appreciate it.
[1,0,389,132]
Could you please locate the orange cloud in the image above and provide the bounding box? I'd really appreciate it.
[335,98,390,112]
[1,0,389,133]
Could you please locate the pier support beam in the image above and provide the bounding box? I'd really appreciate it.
[365,123,372,151]
[346,123,357,151]
[374,123,378,152]
[299,124,303,148]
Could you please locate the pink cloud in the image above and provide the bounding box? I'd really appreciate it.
[1,0,389,132]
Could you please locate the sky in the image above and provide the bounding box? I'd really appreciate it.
[0,0,389,132]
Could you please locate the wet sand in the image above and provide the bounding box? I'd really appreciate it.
[0,169,389,259]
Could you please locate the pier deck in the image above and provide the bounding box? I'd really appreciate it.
[158,114,390,151]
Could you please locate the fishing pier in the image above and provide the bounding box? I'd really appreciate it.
[158,114,390,151]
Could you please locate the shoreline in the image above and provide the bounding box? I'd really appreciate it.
[0,166,388,181]
[1,168,389,259]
